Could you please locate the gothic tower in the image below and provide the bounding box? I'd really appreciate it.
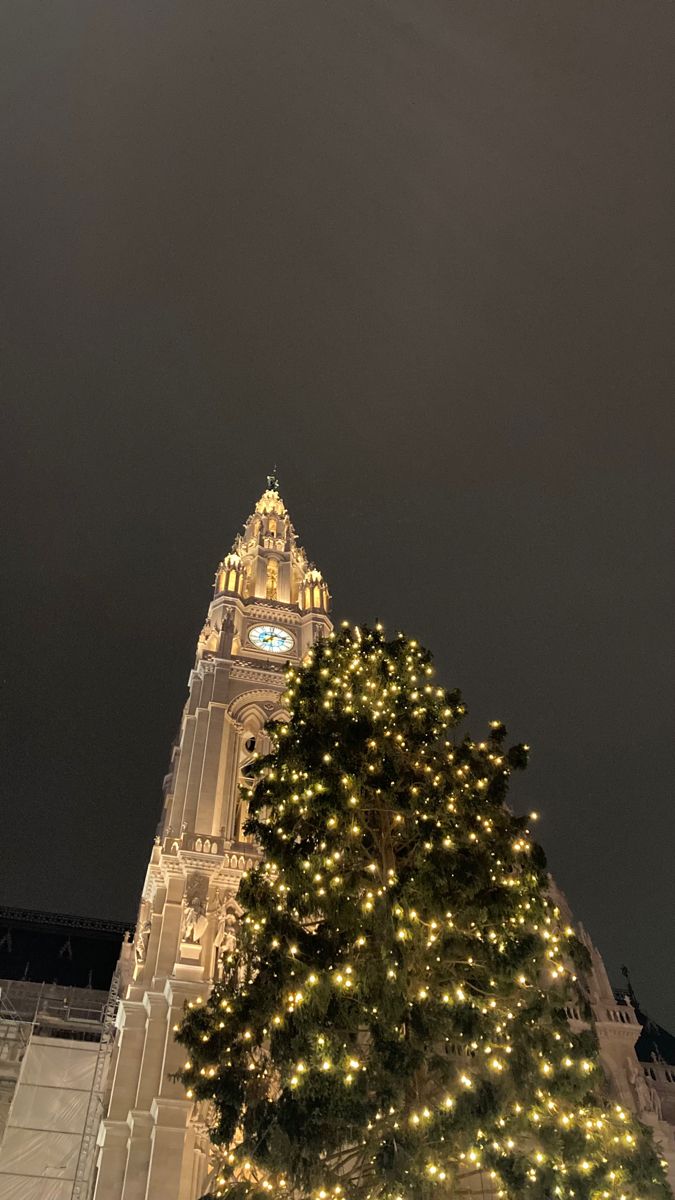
[93,478,331,1200]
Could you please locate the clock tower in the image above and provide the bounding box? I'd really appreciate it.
[93,478,331,1200]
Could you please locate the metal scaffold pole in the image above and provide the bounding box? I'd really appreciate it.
[71,965,122,1200]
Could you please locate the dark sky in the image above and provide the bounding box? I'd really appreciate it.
[1,2,673,1026]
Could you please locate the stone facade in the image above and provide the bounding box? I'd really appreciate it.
[555,900,675,1187]
[93,479,331,1200]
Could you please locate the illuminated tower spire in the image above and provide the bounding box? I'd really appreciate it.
[93,482,331,1200]
[211,476,329,615]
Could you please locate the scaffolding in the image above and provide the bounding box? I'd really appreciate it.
[71,965,121,1200]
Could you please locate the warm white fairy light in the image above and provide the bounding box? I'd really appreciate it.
[177,624,668,1200]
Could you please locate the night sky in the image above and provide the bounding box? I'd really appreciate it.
[1,3,673,1026]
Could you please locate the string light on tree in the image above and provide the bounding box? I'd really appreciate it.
[178,624,670,1200]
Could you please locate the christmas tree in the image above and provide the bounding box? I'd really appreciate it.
[178,624,670,1200]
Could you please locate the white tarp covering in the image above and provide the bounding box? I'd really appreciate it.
[0,1176,74,1200]
[0,1127,81,1176]
[0,1036,99,1200]
[19,1040,96,1090]
[9,1084,90,1134]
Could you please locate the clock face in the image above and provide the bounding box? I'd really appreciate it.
[248,624,295,655]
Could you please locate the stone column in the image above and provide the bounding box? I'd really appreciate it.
[135,993,169,1109]
[92,1000,148,1200]
[161,978,205,1097]
[168,714,197,833]
[154,873,186,981]
[182,709,211,831]
[145,1097,193,1200]
[120,1109,154,1200]
[93,1120,130,1200]
[216,721,241,842]
[195,705,227,833]
[191,1128,210,1198]
[140,887,168,986]
[106,1002,147,1121]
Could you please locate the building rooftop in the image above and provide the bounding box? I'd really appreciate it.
[614,986,675,1068]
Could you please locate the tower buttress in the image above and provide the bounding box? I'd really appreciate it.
[93,480,331,1200]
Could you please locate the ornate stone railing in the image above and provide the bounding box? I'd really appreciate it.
[602,1003,640,1027]
[162,834,259,872]
[564,1003,584,1023]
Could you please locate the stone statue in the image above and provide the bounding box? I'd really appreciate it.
[219,913,237,956]
[211,898,238,980]
[213,898,237,952]
[628,1060,658,1116]
[649,1081,663,1120]
[182,897,208,944]
[135,920,151,964]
